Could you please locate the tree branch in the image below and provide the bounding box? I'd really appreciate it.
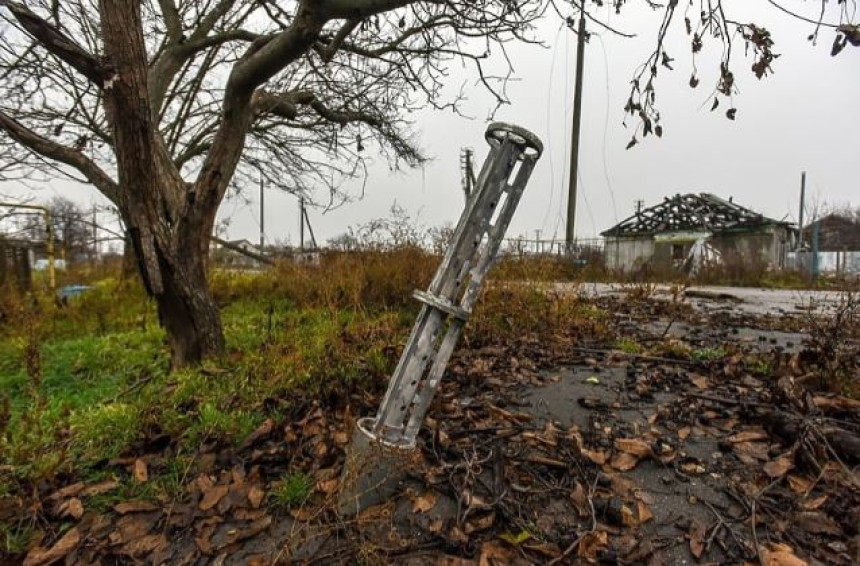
[157,0,183,41]
[3,1,105,85]
[0,110,119,202]
[318,0,417,20]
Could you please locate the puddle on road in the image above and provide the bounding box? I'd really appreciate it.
[518,364,734,564]
[642,321,806,353]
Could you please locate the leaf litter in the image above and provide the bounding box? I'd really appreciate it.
[2,294,858,565]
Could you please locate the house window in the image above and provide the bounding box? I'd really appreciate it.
[671,244,685,261]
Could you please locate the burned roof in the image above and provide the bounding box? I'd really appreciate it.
[601,193,790,238]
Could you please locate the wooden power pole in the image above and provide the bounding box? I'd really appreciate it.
[259,176,265,251]
[798,171,806,249]
[565,9,587,254]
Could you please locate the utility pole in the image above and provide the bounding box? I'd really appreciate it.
[299,197,305,251]
[302,205,318,250]
[565,6,587,254]
[798,171,806,249]
[259,175,265,251]
[635,199,644,214]
[92,204,98,261]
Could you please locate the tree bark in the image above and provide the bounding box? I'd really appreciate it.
[100,0,225,367]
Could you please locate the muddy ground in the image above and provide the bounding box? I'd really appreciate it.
[9,290,860,565]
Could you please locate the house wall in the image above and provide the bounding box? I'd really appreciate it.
[709,226,790,270]
[604,237,654,273]
[604,226,792,273]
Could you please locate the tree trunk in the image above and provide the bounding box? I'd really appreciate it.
[126,217,225,368]
[152,237,224,368]
[100,0,226,368]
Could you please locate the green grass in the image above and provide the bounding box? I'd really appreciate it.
[615,338,644,354]
[690,347,728,361]
[0,256,605,497]
[1,521,34,555]
[270,471,313,509]
[0,280,408,494]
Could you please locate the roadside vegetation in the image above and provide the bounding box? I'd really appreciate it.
[0,249,612,516]
[1,248,857,563]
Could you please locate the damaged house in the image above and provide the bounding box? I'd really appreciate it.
[602,193,795,273]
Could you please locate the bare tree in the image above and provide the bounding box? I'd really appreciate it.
[0,0,544,366]
[14,196,93,260]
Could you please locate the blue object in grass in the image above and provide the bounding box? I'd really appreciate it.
[58,284,91,301]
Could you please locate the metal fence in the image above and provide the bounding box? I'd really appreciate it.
[501,237,604,263]
[785,250,860,276]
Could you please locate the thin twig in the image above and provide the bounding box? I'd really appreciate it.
[547,475,597,565]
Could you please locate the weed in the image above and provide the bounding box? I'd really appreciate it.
[802,290,860,394]
[70,402,142,460]
[650,340,692,360]
[270,471,312,509]
[1,520,33,555]
[691,347,728,361]
[744,355,773,377]
[615,338,644,355]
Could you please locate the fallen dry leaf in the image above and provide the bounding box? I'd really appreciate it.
[689,519,706,559]
[247,485,266,509]
[680,460,706,475]
[61,498,84,520]
[677,426,691,441]
[578,530,609,561]
[798,495,827,511]
[583,448,609,466]
[787,475,812,494]
[570,482,590,517]
[333,431,349,445]
[435,556,477,566]
[614,437,652,458]
[689,373,709,389]
[479,540,522,566]
[132,459,148,484]
[240,417,275,449]
[621,504,637,526]
[109,513,159,545]
[23,527,81,566]
[761,543,808,566]
[733,441,770,462]
[118,534,168,557]
[46,483,85,502]
[611,451,640,471]
[199,484,230,511]
[412,491,438,514]
[763,453,794,478]
[812,395,860,411]
[793,511,841,535]
[728,429,769,443]
[114,501,159,514]
[316,478,339,495]
[81,480,118,497]
[465,512,496,534]
[637,500,654,523]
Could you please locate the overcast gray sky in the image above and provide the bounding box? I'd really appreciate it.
[2,1,858,250]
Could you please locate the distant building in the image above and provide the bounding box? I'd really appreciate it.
[802,213,860,251]
[601,193,795,274]
[0,236,41,290]
[792,213,860,275]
